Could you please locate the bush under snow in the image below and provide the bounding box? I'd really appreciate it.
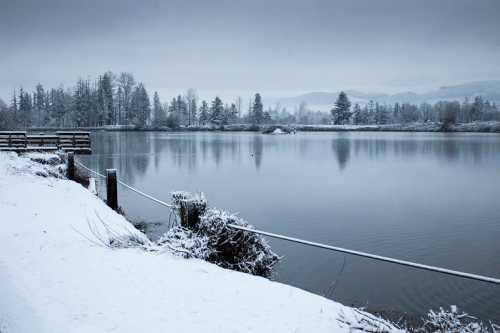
[418,306,499,333]
[158,192,280,277]
[3,151,66,178]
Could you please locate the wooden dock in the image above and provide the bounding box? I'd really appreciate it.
[0,131,92,154]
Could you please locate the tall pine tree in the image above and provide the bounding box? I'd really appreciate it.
[152,91,166,126]
[198,100,209,125]
[210,96,224,124]
[251,93,264,125]
[331,91,351,125]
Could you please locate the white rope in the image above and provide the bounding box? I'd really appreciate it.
[75,159,175,208]
[74,160,105,178]
[116,179,175,208]
[227,224,500,286]
[74,159,500,286]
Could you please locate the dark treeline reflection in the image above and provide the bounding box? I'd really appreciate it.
[331,137,351,170]
[350,135,500,164]
[84,132,500,180]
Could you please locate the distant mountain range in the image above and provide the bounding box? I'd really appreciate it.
[267,80,500,111]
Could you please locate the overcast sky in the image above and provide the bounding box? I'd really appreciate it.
[1,0,499,102]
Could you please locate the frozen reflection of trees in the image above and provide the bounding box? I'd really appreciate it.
[250,135,264,170]
[85,132,152,185]
[349,135,500,163]
[331,138,351,171]
[86,132,500,182]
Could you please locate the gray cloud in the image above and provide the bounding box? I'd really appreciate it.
[1,0,499,102]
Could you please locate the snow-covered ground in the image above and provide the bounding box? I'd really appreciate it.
[296,121,500,132]
[0,152,402,333]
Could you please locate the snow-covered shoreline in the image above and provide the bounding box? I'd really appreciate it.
[0,152,403,333]
[29,120,500,133]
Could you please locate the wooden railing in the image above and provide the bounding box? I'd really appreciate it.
[0,131,28,149]
[0,131,91,154]
[56,132,91,153]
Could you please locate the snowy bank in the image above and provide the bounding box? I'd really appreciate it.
[0,152,403,333]
[295,121,500,132]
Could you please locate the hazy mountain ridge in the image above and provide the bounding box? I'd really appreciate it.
[268,80,500,111]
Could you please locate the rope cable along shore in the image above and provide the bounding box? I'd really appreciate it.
[74,158,500,286]
[74,159,175,208]
[75,159,105,178]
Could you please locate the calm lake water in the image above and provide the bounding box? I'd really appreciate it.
[81,131,500,322]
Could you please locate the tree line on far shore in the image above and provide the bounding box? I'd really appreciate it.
[330,91,500,127]
[1,71,499,130]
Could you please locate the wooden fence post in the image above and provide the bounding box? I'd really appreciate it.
[106,169,118,211]
[177,197,207,229]
[67,152,75,180]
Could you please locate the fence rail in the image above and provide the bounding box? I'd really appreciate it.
[0,131,91,154]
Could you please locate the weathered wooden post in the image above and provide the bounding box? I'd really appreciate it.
[67,152,75,180]
[172,192,207,229]
[106,169,118,211]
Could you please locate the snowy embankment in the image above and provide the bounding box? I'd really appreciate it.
[0,152,402,333]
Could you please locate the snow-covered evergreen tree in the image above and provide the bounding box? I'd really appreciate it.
[227,103,239,124]
[198,100,209,125]
[185,88,198,126]
[374,102,389,124]
[34,84,45,127]
[251,93,264,125]
[209,96,224,125]
[331,91,351,125]
[73,79,89,127]
[130,83,150,127]
[97,73,114,125]
[471,96,484,121]
[152,91,166,127]
[117,72,136,125]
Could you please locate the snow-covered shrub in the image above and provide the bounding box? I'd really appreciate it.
[160,192,280,277]
[336,306,499,333]
[336,308,405,333]
[196,209,280,277]
[27,152,66,177]
[419,306,499,333]
[5,152,66,178]
[25,152,64,166]
[86,213,152,250]
[157,226,210,259]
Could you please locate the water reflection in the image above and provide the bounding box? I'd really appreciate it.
[250,135,263,170]
[332,138,351,171]
[84,132,152,184]
[348,135,500,164]
[84,131,500,322]
[87,132,500,179]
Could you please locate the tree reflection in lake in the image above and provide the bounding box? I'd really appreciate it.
[85,132,500,178]
[331,136,351,171]
[250,135,263,170]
